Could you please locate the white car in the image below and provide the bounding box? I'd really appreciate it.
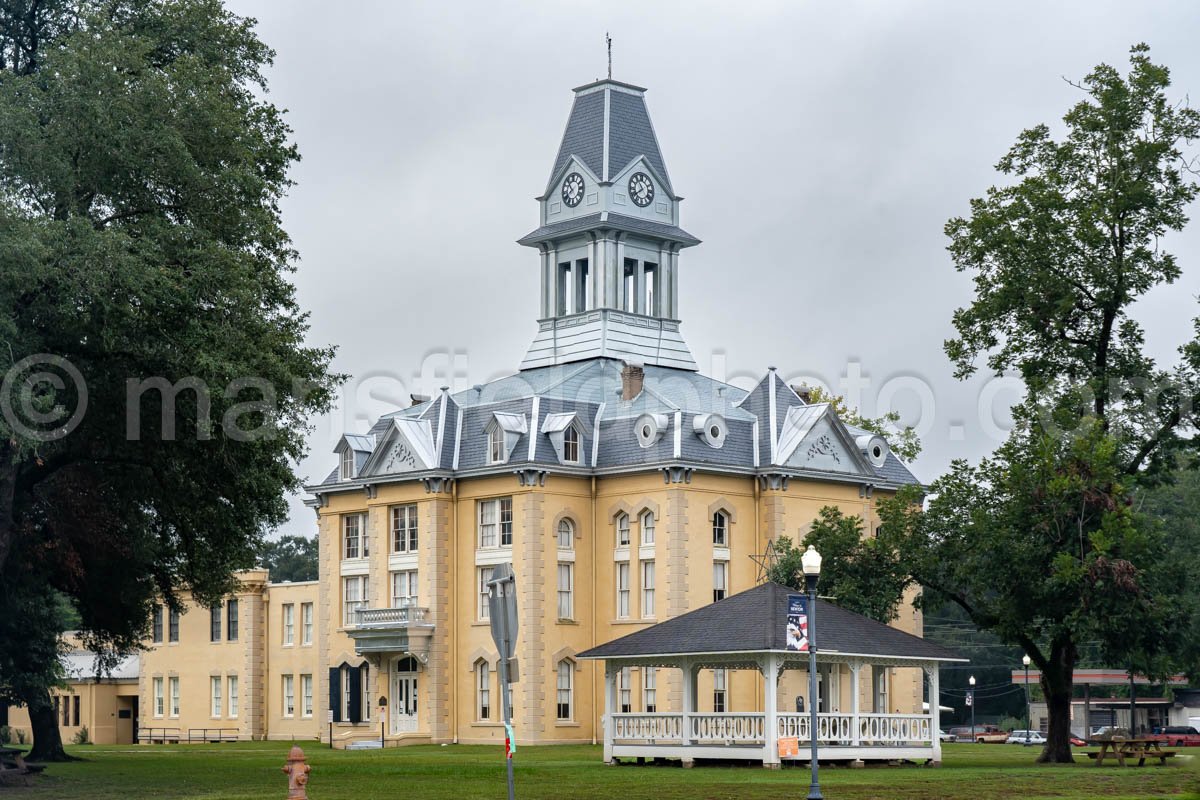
[1006,730,1046,745]
[938,729,955,742]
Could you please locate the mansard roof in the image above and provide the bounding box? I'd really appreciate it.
[546,79,673,196]
[307,359,921,493]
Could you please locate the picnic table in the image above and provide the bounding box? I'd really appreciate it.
[1086,738,1177,767]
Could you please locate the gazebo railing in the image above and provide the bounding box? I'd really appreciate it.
[612,713,684,741]
[689,713,765,743]
[610,711,931,747]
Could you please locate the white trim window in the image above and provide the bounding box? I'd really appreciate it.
[391,504,418,553]
[301,674,313,718]
[643,668,657,712]
[616,562,630,619]
[478,567,495,621]
[557,518,574,550]
[713,560,728,603]
[343,575,369,626]
[557,562,573,620]
[488,425,505,464]
[168,676,180,718]
[342,513,368,559]
[478,497,514,549]
[641,560,655,618]
[282,674,295,718]
[640,511,655,545]
[556,660,573,721]
[477,660,491,720]
[340,448,355,480]
[618,667,632,714]
[153,677,164,718]
[301,602,313,645]
[341,668,352,722]
[713,669,727,712]
[616,513,630,547]
[391,569,418,608]
[282,603,295,645]
[562,425,580,463]
[210,676,222,718]
[712,511,728,546]
[228,675,239,718]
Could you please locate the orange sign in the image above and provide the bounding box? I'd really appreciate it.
[777,736,799,758]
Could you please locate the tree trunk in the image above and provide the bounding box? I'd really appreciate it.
[26,689,73,762]
[1036,638,1077,764]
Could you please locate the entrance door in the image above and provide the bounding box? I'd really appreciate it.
[390,656,418,735]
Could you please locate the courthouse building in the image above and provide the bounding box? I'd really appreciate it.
[302,76,926,748]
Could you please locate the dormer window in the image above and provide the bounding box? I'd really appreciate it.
[340,448,355,480]
[488,425,505,464]
[563,425,580,463]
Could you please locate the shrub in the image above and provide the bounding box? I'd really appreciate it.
[997,715,1025,733]
[0,725,10,744]
[15,729,27,744]
[72,725,91,745]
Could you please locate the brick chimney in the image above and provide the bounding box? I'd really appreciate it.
[621,362,645,401]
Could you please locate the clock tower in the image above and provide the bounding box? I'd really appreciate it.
[518,79,701,371]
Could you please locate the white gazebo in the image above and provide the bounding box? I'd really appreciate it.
[579,582,966,768]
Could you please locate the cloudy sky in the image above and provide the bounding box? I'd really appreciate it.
[224,0,1200,538]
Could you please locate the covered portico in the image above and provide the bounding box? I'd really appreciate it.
[579,582,965,767]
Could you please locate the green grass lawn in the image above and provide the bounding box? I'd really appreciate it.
[5,741,1199,800]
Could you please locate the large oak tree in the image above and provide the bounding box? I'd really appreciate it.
[0,0,338,759]
[886,44,1200,763]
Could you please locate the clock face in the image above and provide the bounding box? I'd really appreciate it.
[628,172,655,207]
[561,172,585,207]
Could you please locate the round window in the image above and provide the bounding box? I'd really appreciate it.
[873,445,882,459]
[642,425,652,439]
[710,426,721,439]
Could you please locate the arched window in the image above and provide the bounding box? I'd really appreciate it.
[476,660,491,720]
[616,513,630,547]
[712,511,728,546]
[557,518,574,550]
[487,425,505,464]
[563,425,580,463]
[556,660,574,720]
[640,511,655,545]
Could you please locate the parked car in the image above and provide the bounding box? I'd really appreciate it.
[938,729,955,742]
[1006,730,1047,745]
[1147,726,1200,747]
[1069,735,1087,747]
[1090,726,1131,739]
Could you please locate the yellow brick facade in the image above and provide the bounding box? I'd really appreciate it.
[314,470,925,748]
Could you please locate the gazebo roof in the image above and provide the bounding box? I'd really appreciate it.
[578,582,966,663]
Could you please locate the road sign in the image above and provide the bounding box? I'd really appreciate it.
[487,563,518,800]
[966,691,974,707]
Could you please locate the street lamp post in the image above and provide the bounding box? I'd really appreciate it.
[968,675,976,743]
[801,545,823,800]
[1022,655,1032,743]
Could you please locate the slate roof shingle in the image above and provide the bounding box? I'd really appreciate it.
[578,582,965,663]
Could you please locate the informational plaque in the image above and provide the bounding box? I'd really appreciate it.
[778,736,800,757]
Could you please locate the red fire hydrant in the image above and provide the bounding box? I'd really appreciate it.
[281,745,311,800]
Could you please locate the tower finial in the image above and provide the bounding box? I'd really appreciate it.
[606,32,612,79]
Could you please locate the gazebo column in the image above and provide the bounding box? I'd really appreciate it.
[762,653,781,769]
[926,664,942,766]
[680,659,696,765]
[604,666,617,764]
[850,661,862,747]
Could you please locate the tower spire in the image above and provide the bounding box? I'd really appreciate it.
[606,32,612,79]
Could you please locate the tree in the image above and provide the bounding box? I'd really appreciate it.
[898,44,1200,763]
[804,386,922,462]
[259,534,319,583]
[0,0,339,759]
[766,507,911,623]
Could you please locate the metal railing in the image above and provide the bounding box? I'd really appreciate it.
[187,728,240,743]
[137,727,181,744]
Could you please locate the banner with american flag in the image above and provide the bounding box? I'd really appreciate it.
[786,594,809,652]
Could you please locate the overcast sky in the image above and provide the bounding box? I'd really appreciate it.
[224,0,1200,539]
